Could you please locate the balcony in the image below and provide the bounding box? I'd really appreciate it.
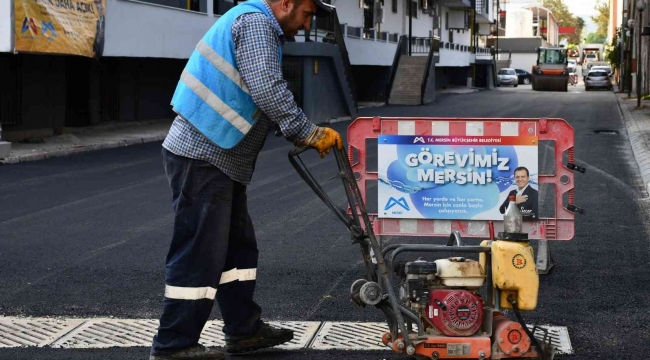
[435,43,493,67]
[474,0,493,24]
[293,23,400,66]
[103,0,219,58]
[438,0,471,10]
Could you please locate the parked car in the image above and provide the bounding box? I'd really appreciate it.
[584,70,613,91]
[582,61,609,76]
[497,68,519,87]
[590,65,612,77]
[583,53,598,65]
[515,69,532,85]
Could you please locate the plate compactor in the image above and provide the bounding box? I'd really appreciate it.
[289,146,555,360]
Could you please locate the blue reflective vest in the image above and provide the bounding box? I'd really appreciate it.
[171,0,282,149]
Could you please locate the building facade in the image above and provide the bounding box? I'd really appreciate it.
[0,0,495,142]
[487,0,559,74]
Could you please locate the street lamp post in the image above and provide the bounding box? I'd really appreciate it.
[628,18,635,98]
[637,0,646,108]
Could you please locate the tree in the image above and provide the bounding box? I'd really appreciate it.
[573,17,585,42]
[591,0,610,37]
[541,0,584,45]
[606,27,622,70]
[585,32,607,44]
[541,0,574,25]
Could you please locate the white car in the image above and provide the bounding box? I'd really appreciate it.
[590,65,612,77]
[497,68,519,87]
[584,53,598,64]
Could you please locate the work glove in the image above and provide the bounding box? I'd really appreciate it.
[294,126,343,158]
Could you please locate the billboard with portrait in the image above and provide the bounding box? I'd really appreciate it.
[378,135,539,221]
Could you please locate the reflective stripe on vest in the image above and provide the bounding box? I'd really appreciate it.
[170,0,279,149]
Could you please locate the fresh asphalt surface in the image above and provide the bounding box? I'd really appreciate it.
[1,83,649,360]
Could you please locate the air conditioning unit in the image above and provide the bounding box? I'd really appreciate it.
[374,0,384,23]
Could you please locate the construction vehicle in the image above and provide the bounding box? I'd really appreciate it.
[531,47,568,92]
[578,43,604,65]
[290,143,560,360]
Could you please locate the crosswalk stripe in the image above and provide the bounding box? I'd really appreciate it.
[0,317,573,354]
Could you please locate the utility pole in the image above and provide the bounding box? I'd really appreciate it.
[409,0,412,56]
[638,1,645,108]
[496,0,499,61]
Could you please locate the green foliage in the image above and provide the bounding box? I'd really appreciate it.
[591,0,610,38]
[585,33,607,44]
[606,27,622,69]
[541,0,585,45]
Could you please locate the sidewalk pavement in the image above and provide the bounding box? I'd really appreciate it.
[615,92,650,194]
[0,119,173,164]
[0,101,396,165]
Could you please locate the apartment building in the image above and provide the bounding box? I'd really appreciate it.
[0,0,495,140]
[488,0,560,72]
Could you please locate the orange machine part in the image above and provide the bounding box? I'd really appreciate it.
[540,69,566,75]
[492,313,532,357]
[390,335,491,359]
[532,66,566,76]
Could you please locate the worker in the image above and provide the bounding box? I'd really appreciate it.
[149,0,342,359]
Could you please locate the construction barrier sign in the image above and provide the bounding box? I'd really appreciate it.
[14,0,106,58]
[378,135,539,221]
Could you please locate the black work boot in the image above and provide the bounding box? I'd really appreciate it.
[225,322,293,353]
[149,344,225,360]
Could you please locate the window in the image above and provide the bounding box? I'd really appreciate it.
[588,71,608,77]
[410,1,418,18]
[499,69,516,75]
[539,49,566,65]
[392,0,397,13]
[445,12,448,30]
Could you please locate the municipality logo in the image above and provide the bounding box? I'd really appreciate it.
[42,21,57,38]
[384,197,410,211]
[413,137,425,144]
[21,17,38,35]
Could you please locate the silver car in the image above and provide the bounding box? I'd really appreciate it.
[497,68,519,87]
[584,70,612,91]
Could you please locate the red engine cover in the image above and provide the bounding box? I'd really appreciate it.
[427,290,484,336]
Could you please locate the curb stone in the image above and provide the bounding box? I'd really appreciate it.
[0,134,167,165]
[0,118,338,165]
[615,93,650,196]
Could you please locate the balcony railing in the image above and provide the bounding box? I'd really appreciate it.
[407,37,435,54]
[475,0,488,15]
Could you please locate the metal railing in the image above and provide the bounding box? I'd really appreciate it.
[386,36,407,105]
[475,0,488,15]
[421,37,440,105]
[346,26,362,38]
[407,37,434,54]
[330,10,358,110]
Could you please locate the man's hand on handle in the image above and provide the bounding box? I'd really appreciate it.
[516,195,528,204]
[295,126,343,158]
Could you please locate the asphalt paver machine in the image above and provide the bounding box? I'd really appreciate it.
[289,117,583,360]
[532,47,569,92]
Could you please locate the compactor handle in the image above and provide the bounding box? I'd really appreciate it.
[289,146,311,157]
